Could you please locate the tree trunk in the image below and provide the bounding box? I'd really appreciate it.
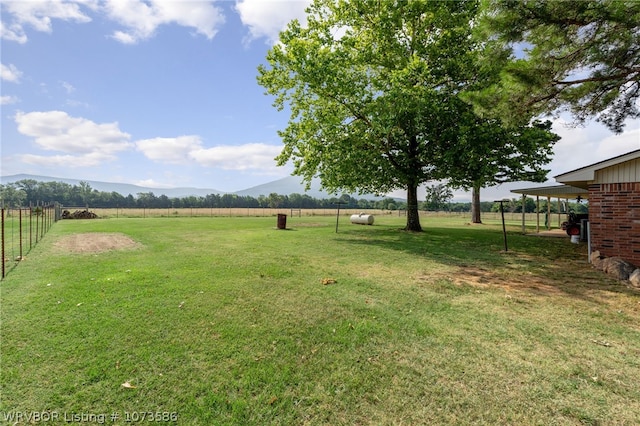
[405,183,422,232]
[471,185,482,224]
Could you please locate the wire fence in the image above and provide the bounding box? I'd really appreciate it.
[58,206,544,223]
[1,204,58,279]
[60,206,404,219]
[1,205,556,280]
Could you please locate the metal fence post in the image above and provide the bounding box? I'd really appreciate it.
[1,208,5,279]
[19,208,23,259]
[35,205,39,244]
[29,207,33,250]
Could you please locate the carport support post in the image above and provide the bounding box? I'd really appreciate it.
[547,196,551,230]
[536,196,540,233]
[521,194,526,234]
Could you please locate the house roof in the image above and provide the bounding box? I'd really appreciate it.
[511,184,589,200]
[510,149,639,199]
[554,149,640,189]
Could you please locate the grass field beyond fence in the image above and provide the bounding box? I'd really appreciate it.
[1,215,638,425]
[59,207,554,225]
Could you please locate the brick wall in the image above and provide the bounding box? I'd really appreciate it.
[588,182,640,266]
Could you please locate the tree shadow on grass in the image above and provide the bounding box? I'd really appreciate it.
[337,225,640,302]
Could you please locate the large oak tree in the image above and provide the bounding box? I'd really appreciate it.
[258,0,485,231]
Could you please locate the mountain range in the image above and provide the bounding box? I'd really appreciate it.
[0,174,390,200]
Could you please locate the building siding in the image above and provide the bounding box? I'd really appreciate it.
[594,158,640,184]
[588,182,640,266]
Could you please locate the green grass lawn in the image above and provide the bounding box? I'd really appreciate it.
[2,215,639,425]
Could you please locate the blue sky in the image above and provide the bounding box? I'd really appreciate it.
[1,0,638,201]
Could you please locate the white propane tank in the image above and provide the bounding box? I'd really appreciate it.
[350,213,374,225]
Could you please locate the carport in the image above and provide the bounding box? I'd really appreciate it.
[510,184,589,234]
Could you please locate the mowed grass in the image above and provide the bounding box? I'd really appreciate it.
[1,215,639,425]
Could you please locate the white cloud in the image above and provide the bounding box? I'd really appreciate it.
[1,0,224,44]
[136,136,284,174]
[153,0,223,38]
[1,63,23,82]
[235,0,310,44]
[110,30,135,44]
[549,117,639,177]
[1,95,19,105]
[18,151,116,167]
[136,135,204,164]
[594,127,640,159]
[134,178,175,188]
[190,143,282,171]
[14,110,132,162]
[103,0,225,44]
[66,99,90,108]
[0,0,93,43]
[61,81,75,93]
[1,20,28,43]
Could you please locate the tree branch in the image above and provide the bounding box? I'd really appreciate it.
[552,69,640,86]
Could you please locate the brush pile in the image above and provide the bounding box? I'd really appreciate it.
[61,209,98,219]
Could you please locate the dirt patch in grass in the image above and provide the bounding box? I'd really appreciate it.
[448,266,569,294]
[53,232,142,254]
[418,251,637,299]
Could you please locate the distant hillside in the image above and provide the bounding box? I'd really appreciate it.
[234,176,386,200]
[0,174,224,198]
[0,174,390,200]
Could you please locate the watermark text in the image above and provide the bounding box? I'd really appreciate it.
[1,411,178,423]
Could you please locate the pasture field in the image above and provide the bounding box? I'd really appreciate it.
[1,215,639,425]
[70,207,395,219]
[59,207,556,227]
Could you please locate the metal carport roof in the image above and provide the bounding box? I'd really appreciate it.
[511,184,589,200]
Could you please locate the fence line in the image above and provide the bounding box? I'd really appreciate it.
[1,204,58,280]
[61,207,428,219]
[59,206,540,223]
[61,207,326,218]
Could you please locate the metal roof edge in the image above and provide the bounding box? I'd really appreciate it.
[510,184,589,198]
[554,149,640,181]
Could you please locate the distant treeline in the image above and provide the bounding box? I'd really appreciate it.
[0,179,586,214]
